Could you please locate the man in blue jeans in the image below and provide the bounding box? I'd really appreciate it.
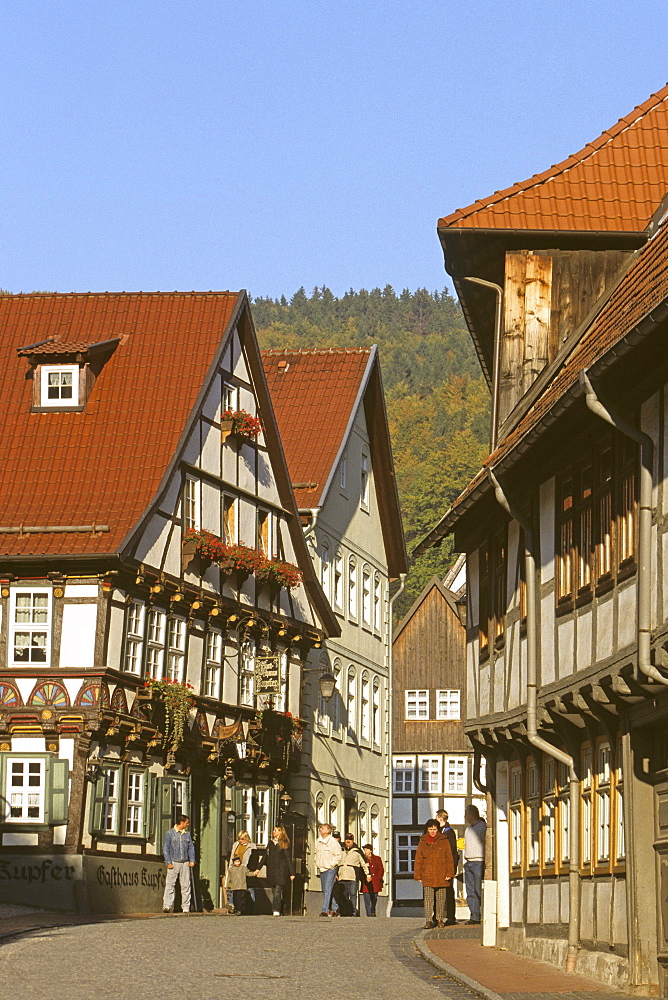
[163,814,196,913]
[463,805,486,924]
[314,823,342,916]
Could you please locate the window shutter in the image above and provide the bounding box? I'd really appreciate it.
[48,758,69,825]
[143,771,156,841]
[159,778,174,854]
[90,772,107,834]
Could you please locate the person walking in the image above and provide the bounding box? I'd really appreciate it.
[253,825,295,916]
[314,823,342,917]
[436,809,459,925]
[463,804,486,925]
[162,814,196,913]
[225,855,249,914]
[336,833,371,916]
[229,829,257,910]
[360,844,384,917]
[413,818,455,929]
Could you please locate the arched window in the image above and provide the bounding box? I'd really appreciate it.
[373,573,382,633]
[370,805,380,851]
[360,672,370,742]
[372,678,381,747]
[317,655,330,731]
[333,552,344,609]
[330,658,342,732]
[321,538,330,597]
[358,801,368,846]
[362,566,371,626]
[328,795,338,831]
[347,667,357,740]
[348,557,358,620]
[316,792,325,827]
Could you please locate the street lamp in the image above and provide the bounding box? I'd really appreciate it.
[302,667,337,701]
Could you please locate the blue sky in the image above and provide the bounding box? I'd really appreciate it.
[1,1,666,299]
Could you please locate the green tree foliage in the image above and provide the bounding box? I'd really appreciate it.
[253,286,489,619]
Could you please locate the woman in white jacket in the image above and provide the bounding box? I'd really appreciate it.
[314,823,342,916]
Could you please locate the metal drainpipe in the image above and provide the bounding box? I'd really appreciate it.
[298,507,320,547]
[463,277,504,453]
[487,469,580,972]
[388,572,407,913]
[579,371,667,686]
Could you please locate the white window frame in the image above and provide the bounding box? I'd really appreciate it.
[362,567,372,626]
[171,777,188,827]
[347,667,357,740]
[393,756,415,794]
[370,805,379,852]
[315,792,326,827]
[184,475,201,532]
[124,600,145,675]
[444,756,467,794]
[321,539,330,597]
[418,755,442,793]
[360,672,370,742]
[5,757,46,823]
[330,658,342,735]
[372,678,381,748]
[125,769,145,836]
[436,689,461,720]
[373,573,382,634]
[348,556,358,620]
[40,364,79,407]
[328,794,339,831]
[360,452,369,510]
[101,766,120,833]
[205,628,223,699]
[223,382,238,412]
[395,832,420,874]
[10,588,52,668]
[316,656,330,733]
[165,616,186,682]
[596,742,611,864]
[146,608,166,680]
[333,553,344,610]
[405,689,429,720]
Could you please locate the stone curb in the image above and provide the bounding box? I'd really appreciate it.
[414,930,505,1000]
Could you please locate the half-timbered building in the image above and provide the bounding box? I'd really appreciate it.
[0,291,337,913]
[262,347,407,914]
[415,85,668,989]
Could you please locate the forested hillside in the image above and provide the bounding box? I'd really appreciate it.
[253,286,490,619]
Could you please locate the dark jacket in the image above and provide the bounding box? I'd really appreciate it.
[413,832,454,888]
[255,839,295,885]
[441,824,459,869]
[361,853,384,893]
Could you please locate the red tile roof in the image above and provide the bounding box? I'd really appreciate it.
[439,83,668,233]
[262,349,372,509]
[0,292,240,558]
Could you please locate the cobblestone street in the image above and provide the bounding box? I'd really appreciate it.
[0,915,479,1000]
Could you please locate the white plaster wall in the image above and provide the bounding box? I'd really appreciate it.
[237,499,255,547]
[59,604,97,670]
[106,601,125,669]
[442,797,467,824]
[576,608,593,671]
[664,532,668,624]
[467,644,478,720]
[511,882,523,923]
[232,333,250,382]
[540,596,555,685]
[201,482,220,536]
[509,624,521,708]
[186,632,204,690]
[493,653,505,714]
[238,442,256,494]
[202,372,222,422]
[618,584,636,649]
[134,513,171,569]
[257,451,281,507]
[527,881,541,923]
[596,880,613,943]
[163,529,182,579]
[596,597,614,662]
[201,419,220,478]
[64,585,97,598]
[479,662,490,717]
[417,797,440,823]
[393,799,412,825]
[557,619,574,676]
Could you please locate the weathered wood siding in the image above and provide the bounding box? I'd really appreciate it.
[499,249,631,425]
[393,585,468,753]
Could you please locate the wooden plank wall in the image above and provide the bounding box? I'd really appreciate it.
[392,585,469,753]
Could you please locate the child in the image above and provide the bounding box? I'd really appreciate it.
[225,855,248,915]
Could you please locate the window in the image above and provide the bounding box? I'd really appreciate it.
[373,574,382,633]
[6,758,45,822]
[436,689,461,720]
[255,787,270,846]
[615,738,625,861]
[444,757,466,793]
[40,364,79,407]
[257,509,271,556]
[370,805,379,852]
[240,640,255,707]
[510,764,522,869]
[223,495,236,544]
[347,668,356,739]
[316,656,330,732]
[596,742,611,864]
[479,528,507,653]
[333,554,343,609]
[165,617,186,682]
[330,659,342,733]
[405,689,429,720]
[393,756,415,793]
[360,453,369,509]
[362,567,372,626]
[321,539,330,596]
[348,557,358,619]
[372,679,381,748]
[558,763,570,866]
[146,608,166,679]
[360,672,370,742]
[328,795,338,831]
[493,529,506,641]
[223,383,238,412]
[581,746,592,866]
[204,629,223,699]
[124,600,145,675]
[171,778,188,828]
[100,767,119,833]
[395,832,421,873]
[419,756,441,793]
[126,770,145,835]
[527,759,540,867]
[10,588,51,667]
[340,450,347,491]
[543,759,556,866]
[183,476,200,532]
[315,792,325,827]
[358,802,368,845]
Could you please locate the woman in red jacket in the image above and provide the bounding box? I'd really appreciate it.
[361,844,384,917]
[413,819,455,928]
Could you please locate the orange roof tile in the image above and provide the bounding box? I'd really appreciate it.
[0,292,240,558]
[440,84,668,233]
[261,349,372,509]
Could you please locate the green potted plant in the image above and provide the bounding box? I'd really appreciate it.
[143,678,195,753]
[221,409,262,442]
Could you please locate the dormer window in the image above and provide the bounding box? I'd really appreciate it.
[41,365,79,407]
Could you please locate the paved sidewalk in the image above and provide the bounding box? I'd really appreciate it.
[416,927,636,1000]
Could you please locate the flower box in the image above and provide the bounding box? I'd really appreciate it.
[221,409,262,442]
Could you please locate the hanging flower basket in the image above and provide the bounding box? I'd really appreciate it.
[143,678,195,753]
[182,532,302,590]
[183,529,227,563]
[221,409,262,442]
